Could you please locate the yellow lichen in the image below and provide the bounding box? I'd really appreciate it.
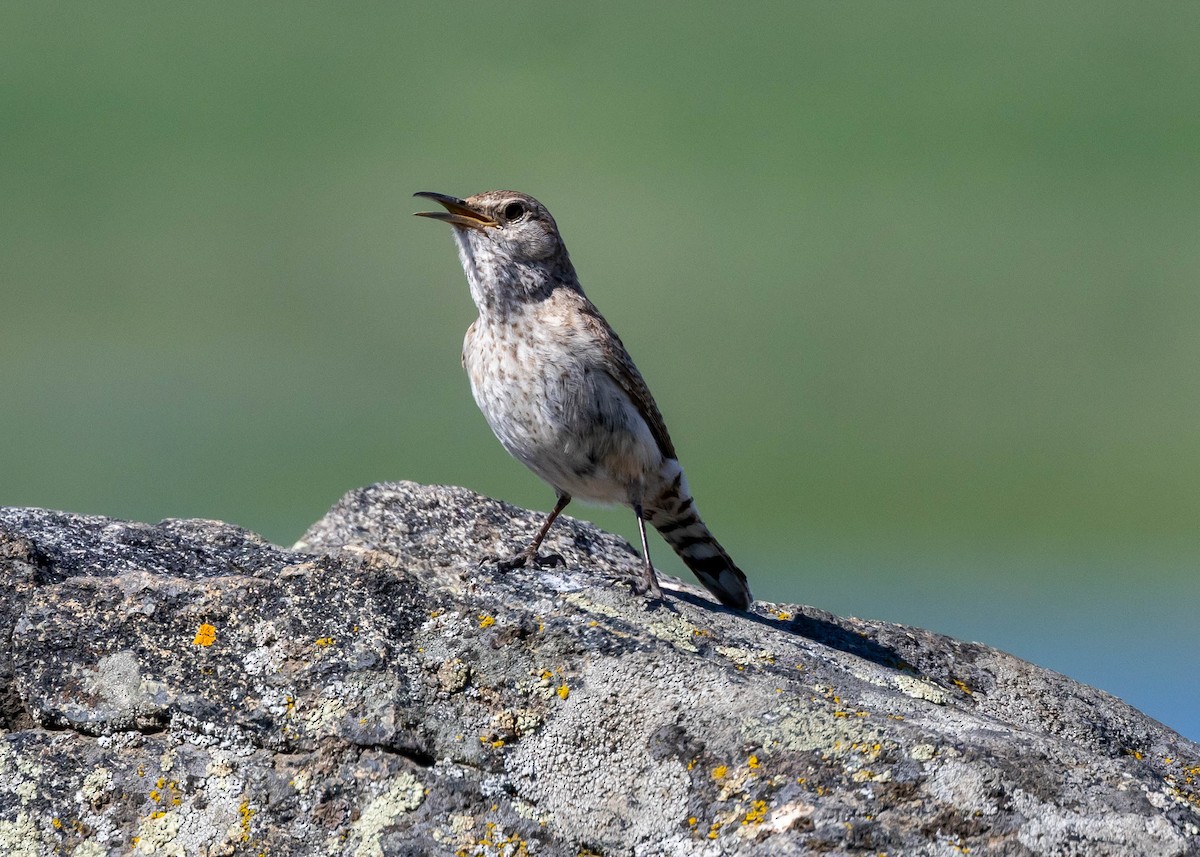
[556,684,570,700]
[314,637,335,647]
[742,800,768,825]
[466,819,533,855]
[479,615,496,629]
[192,623,217,647]
[712,765,728,780]
[239,798,254,841]
[748,754,760,769]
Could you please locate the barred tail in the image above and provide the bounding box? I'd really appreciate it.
[646,468,753,611]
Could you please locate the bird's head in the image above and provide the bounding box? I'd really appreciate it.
[415,190,576,315]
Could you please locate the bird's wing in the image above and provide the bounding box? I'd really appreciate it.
[462,318,477,369]
[574,295,678,461]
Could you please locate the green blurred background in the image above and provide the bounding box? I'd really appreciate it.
[3,4,1197,739]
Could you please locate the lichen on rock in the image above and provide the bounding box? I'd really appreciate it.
[0,481,1197,855]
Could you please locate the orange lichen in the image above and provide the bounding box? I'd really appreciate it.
[192,623,217,647]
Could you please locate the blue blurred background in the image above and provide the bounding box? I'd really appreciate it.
[3,4,1197,740]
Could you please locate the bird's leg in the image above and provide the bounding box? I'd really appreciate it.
[631,502,664,600]
[488,493,571,571]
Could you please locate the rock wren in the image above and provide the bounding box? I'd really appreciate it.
[414,190,753,610]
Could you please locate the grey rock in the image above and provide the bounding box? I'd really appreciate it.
[0,480,1196,856]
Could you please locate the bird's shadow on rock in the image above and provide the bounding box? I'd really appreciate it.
[672,590,914,676]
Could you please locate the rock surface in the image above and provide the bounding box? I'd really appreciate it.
[0,481,1197,856]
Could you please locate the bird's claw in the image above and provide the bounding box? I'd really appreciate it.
[482,551,565,572]
[479,553,524,572]
[626,572,664,602]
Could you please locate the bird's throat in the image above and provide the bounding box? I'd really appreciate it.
[452,228,563,322]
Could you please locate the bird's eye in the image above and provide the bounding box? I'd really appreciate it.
[502,201,527,221]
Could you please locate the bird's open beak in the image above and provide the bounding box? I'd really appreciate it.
[413,192,497,229]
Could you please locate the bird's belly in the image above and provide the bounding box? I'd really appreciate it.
[464,326,660,504]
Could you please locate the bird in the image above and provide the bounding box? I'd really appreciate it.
[414,190,753,611]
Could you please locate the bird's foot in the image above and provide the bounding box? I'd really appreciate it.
[626,565,664,602]
[531,551,566,568]
[482,550,565,572]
